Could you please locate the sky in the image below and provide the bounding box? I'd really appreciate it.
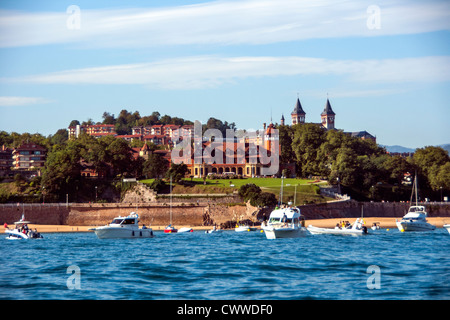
[0,0,449,148]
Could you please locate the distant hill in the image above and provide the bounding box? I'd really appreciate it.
[381,145,416,153]
[380,144,450,154]
[440,144,450,153]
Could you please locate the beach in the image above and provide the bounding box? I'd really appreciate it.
[2,217,449,233]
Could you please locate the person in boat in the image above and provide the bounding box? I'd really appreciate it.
[142,224,147,229]
[282,212,288,226]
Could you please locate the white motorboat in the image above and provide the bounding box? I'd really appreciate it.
[396,206,436,232]
[307,218,368,236]
[261,207,307,239]
[91,212,154,239]
[205,226,223,234]
[395,174,435,232]
[5,215,43,240]
[444,224,450,235]
[234,224,257,232]
[178,227,193,233]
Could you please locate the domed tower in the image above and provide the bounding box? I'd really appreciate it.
[291,97,306,125]
[321,98,336,130]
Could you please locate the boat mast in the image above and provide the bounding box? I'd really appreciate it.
[279,176,284,206]
[170,175,173,225]
[415,173,419,206]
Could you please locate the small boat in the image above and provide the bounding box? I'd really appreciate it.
[178,227,193,233]
[307,218,368,236]
[444,224,450,235]
[261,207,307,239]
[164,224,178,233]
[395,174,435,232]
[234,224,257,232]
[91,212,154,239]
[5,214,43,240]
[205,226,222,234]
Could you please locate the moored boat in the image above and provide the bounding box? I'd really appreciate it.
[178,227,193,233]
[395,206,436,232]
[261,207,307,239]
[307,218,368,236]
[205,226,222,234]
[235,224,257,232]
[91,212,154,239]
[395,174,435,232]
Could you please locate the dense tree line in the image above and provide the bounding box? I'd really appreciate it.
[279,123,450,201]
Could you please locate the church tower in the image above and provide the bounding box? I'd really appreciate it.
[280,114,285,126]
[321,98,336,130]
[291,97,306,125]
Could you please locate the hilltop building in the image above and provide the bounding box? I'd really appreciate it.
[287,97,375,142]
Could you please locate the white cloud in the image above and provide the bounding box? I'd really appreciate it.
[5,55,450,90]
[0,96,52,107]
[0,0,449,48]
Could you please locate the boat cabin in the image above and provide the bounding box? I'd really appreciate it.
[267,208,304,226]
[110,213,139,226]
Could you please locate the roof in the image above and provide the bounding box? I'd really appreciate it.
[291,98,306,115]
[321,99,335,116]
[14,143,46,151]
[347,131,375,139]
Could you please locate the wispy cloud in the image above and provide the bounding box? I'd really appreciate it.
[0,96,52,107]
[5,55,450,90]
[1,0,449,48]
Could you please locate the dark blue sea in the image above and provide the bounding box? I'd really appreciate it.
[1,228,449,300]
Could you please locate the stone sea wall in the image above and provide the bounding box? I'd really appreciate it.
[1,200,449,226]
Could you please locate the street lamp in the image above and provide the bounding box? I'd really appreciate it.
[95,186,98,202]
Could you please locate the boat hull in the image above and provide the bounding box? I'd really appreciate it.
[178,227,193,233]
[262,226,308,239]
[307,225,366,236]
[5,230,29,240]
[444,224,450,235]
[235,226,257,232]
[94,227,154,239]
[396,221,436,232]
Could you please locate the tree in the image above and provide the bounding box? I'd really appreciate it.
[278,125,295,164]
[165,162,188,183]
[143,153,169,178]
[291,123,326,177]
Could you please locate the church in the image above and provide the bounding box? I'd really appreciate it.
[281,97,376,142]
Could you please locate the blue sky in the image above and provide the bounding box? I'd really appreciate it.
[0,0,449,148]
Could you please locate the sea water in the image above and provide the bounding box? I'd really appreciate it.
[0,228,449,300]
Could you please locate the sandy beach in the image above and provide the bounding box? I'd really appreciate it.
[1,217,449,233]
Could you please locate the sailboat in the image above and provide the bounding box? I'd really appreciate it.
[396,173,436,232]
[164,176,178,233]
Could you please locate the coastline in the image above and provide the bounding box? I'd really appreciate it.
[1,217,449,233]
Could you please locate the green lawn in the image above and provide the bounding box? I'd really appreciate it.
[139,177,331,204]
[140,177,325,189]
